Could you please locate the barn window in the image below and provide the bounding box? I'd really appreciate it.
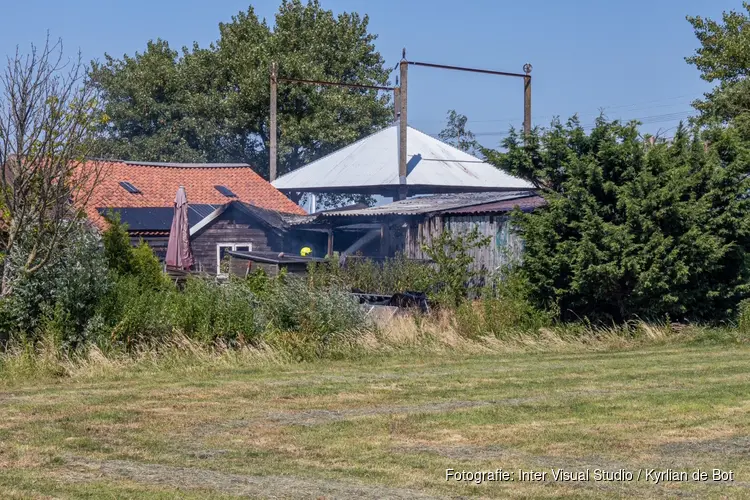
[216,242,253,276]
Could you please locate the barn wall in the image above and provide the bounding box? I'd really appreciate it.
[190,206,282,275]
[406,214,524,273]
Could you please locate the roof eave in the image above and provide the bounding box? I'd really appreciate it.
[275,184,533,196]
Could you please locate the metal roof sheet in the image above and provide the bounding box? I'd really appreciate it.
[98,204,221,231]
[444,195,546,214]
[318,191,536,217]
[271,125,533,193]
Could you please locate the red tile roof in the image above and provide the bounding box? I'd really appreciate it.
[86,160,306,229]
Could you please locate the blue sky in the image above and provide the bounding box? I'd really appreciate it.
[0,0,739,146]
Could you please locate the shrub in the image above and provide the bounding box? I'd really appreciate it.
[168,277,263,344]
[344,254,434,294]
[738,299,750,333]
[263,275,365,338]
[102,211,133,275]
[485,118,750,323]
[454,271,553,339]
[422,227,491,308]
[0,225,110,349]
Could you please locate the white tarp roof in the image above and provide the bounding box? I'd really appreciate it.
[272,125,533,194]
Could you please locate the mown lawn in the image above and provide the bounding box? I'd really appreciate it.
[0,344,748,498]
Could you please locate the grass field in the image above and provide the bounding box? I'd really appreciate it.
[0,342,749,498]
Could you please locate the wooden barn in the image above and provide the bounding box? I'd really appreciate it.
[297,191,545,273]
[86,160,317,275]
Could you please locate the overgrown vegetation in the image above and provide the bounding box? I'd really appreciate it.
[484,118,750,324]
[4,3,750,371]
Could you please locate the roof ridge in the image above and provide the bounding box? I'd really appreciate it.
[122,161,252,168]
[272,124,398,184]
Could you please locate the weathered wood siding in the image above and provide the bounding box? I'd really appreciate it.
[190,206,282,275]
[405,214,524,273]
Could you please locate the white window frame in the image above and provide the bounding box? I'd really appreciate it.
[216,242,253,276]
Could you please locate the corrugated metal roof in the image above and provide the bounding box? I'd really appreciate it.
[445,195,546,214]
[279,213,318,226]
[272,125,533,193]
[318,191,536,217]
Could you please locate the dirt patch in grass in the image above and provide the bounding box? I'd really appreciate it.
[61,456,440,499]
[392,442,630,471]
[659,436,750,461]
[265,398,538,427]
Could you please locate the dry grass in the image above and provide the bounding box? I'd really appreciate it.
[0,320,748,498]
[0,314,732,387]
[0,317,689,385]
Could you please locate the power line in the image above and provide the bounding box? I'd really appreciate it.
[433,110,694,138]
[412,94,701,126]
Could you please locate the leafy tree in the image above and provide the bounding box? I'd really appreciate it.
[686,3,750,127]
[0,37,105,296]
[90,0,392,182]
[485,117,750,323]
[439,109,480,156]
[90,40,225,162]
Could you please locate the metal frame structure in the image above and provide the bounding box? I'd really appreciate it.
[269,53,533,201]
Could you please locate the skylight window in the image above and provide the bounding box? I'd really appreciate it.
[214,185,237,198]
[119,181,141,194]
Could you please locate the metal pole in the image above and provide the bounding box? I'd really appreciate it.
[398,49,408,201]
[523,63,532,136]
[407,60,528,79]
[270,62,278,181]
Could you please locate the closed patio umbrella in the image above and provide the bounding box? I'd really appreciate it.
[165,186,193,270]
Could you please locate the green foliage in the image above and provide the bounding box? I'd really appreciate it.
[686,3,750,126]
[485,117,750,323]
[97,266,365,350]
[90,0,392,183]
[455,288,553,339]
[737,299,750,333]
[422,227,491,307]
[307,254,433,295]
[99,275,174,346]
[100,275,264,348]
[130,241,170,289]
[102,212,134,275]
[0,225,110,349]
[262,275,365,338]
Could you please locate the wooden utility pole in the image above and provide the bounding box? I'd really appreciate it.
[398,49,408,201]
[269,62,278,182]
[393,86,400,122]
[523,63,532,136]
